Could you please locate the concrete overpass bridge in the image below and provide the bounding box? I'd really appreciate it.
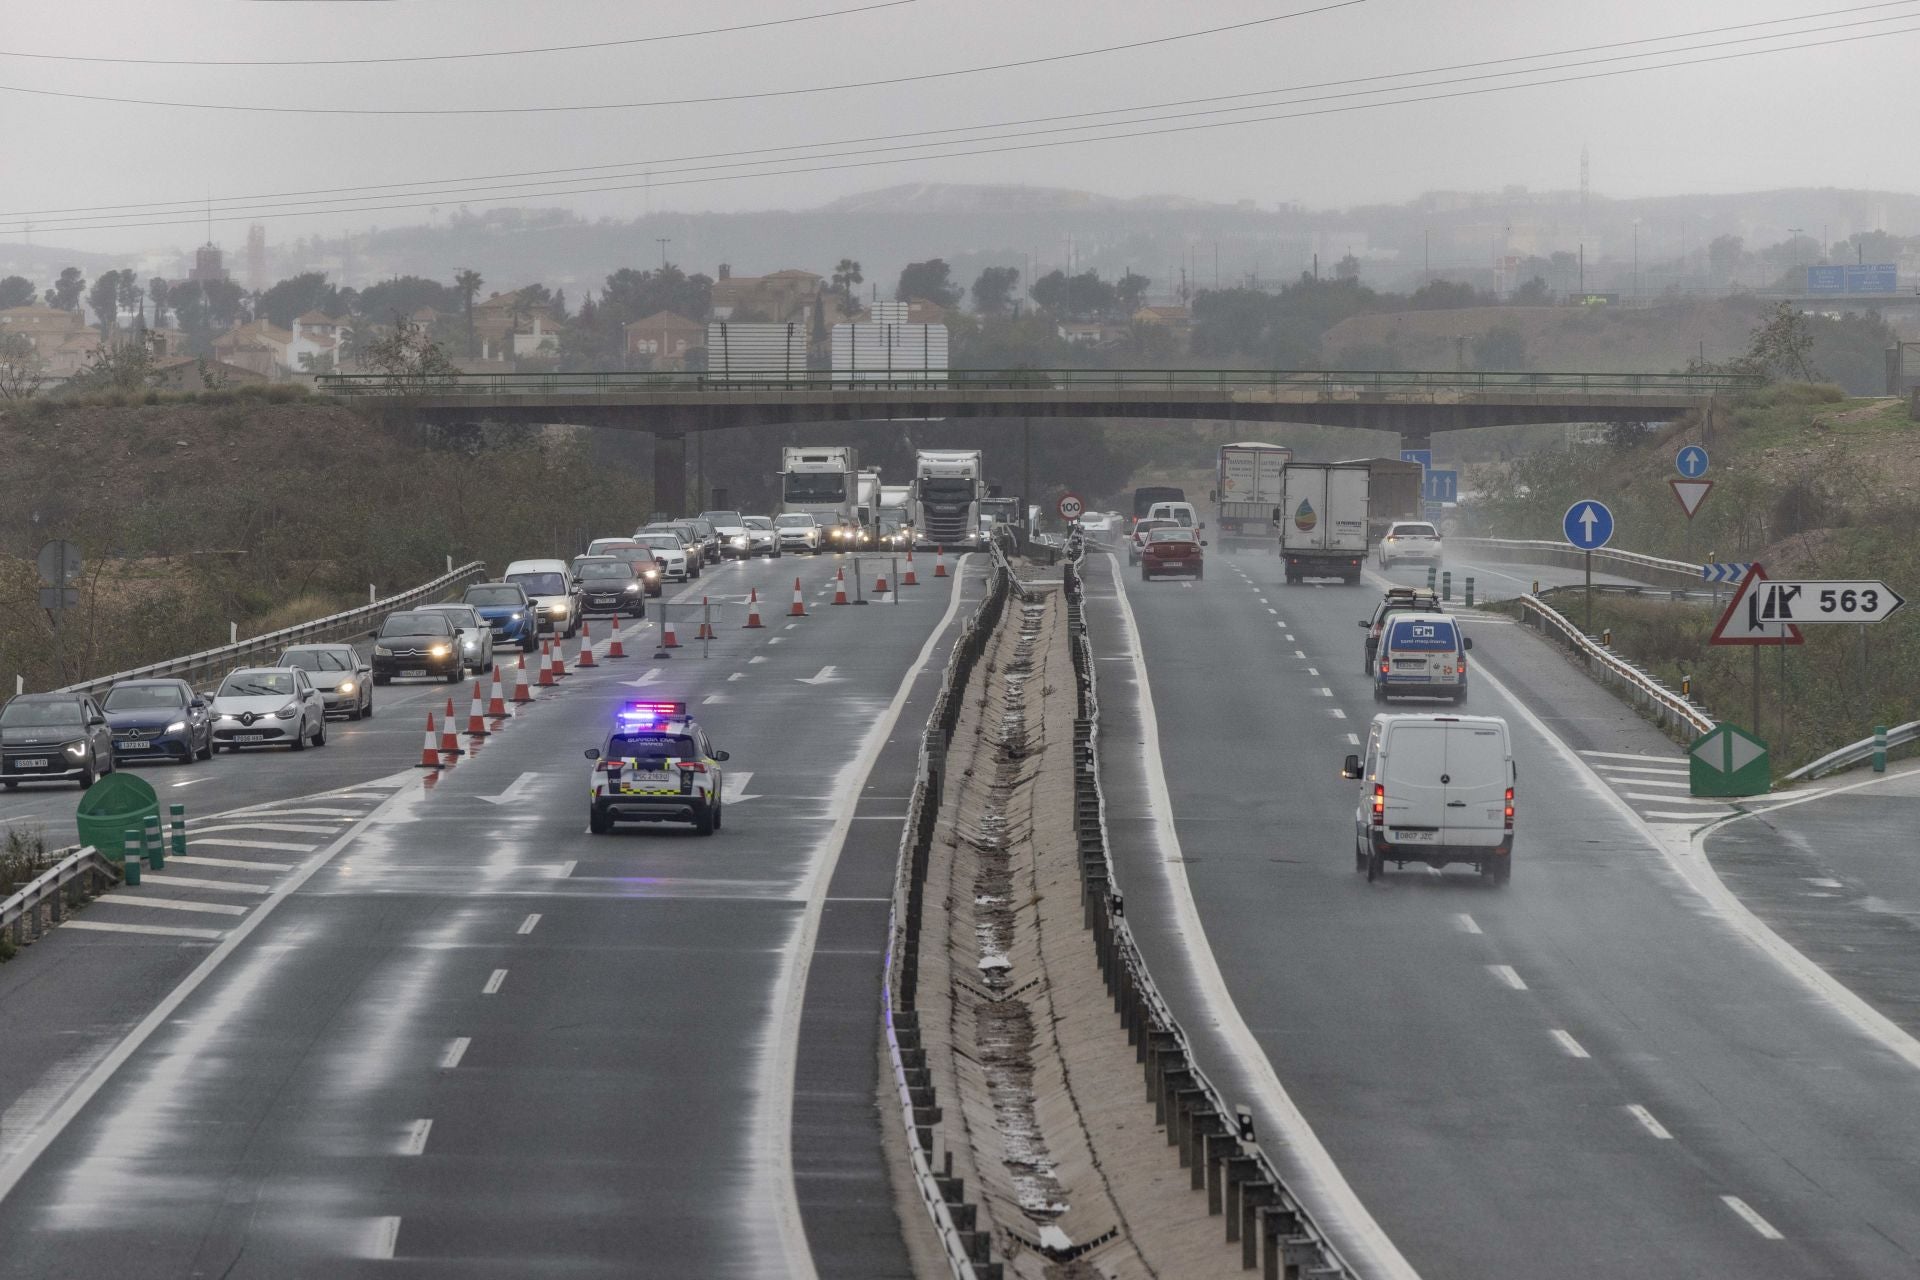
[317,368,1753,513]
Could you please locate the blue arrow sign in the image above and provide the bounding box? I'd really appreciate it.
[1400,449,1432,470]
[1422,469,1458,503]
[1676,445,1709,478]
[1701,562,1753,584]
[1563,500,1615,550]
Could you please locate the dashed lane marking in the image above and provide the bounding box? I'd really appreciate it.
[1625,1105,1673,1139]
[1488,965,1527,989]
[1330,708,1347,720]
[1454,913,1482,935]
[102,896,247,917]
[440,1038,470,1069]
[1721,1196,1784,1240]
[1579,749,1681,764]
[517,913,542,934]
[1550,1029,1591,1059]
[1346,733,1361,745]
[482,969,508,995]
[401,1120,433,1156]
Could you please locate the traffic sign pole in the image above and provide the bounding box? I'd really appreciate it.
[1586,551,1593,632]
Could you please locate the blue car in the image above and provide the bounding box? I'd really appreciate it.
[102,678,215,764]
[462,581,540,653]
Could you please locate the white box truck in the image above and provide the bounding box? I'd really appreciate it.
[912,449,985,549]
[780,446,859,541]
[1211,441,1292,552]
[1278,462,1370,584]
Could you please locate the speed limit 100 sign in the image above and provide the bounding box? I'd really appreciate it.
[1057,493,1085,521]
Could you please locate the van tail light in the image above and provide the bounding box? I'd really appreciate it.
[1371,784,1385,826]
[1379,661,1389,676]
[1504,787,1515,829]
[1458,654,1468,673]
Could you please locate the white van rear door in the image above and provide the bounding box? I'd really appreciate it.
[1443,725,1509,841]
[1382,722,1448,841]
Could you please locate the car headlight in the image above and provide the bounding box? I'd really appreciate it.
[510,611,523,621]
[428,643,452,657]
[274,703,298,720]
[165,720,187,733]
[374,645,393,656]
[338,681,356,694]
[624,582,641,592]
[462,637,479,651]
[551,602,569,616]
[644,569,659,580]
[730,535,749,547]
[65,741,88,758]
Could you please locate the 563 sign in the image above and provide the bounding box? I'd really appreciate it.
[1712,565,1904,644]
[1802,581,1904,622]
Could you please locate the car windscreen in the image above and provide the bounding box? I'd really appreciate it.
[380,612,453,637]
[742,517,773,529]
[775,514,814,527]
[1134,520,1173,536]
[1387,619,1459,651]
[587,541,638,555]
[609,733,696,759]
[278,650,353,673]
[578,563,633,579]
[634,536,680,551]
[104,684,187,711]
[699,512,742,525]
[2,699,84,726]
[922,478,974,499]
[464,586,525,607]
[1394,524,1438,537]
[1147,529,1194,543]
[507,572,567,596]
[219,672,295,697]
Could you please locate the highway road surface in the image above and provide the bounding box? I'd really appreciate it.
[0,552,971,1279]
[1084,547,1920,1279]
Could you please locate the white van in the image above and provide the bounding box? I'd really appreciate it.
[1146,500,1200,530]
[503,558,582,639]
[1342,714,1514,884]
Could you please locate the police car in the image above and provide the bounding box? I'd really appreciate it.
[585,701,730,835]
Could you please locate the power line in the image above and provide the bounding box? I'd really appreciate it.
[2,0,1904,222]
[11,20,1917,239]
[0,2,1365,116]
[0,1,918,67]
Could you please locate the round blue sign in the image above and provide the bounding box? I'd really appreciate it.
[1563,500,1615,550]
[1675,445,1709,479]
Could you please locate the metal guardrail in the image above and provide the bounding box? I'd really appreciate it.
[319,368,1758,399]
[1061,535,1355,1277]
[1514,592,1714,739]
[55,561,490,697]
[1784,720,1920,783]
[1,846,120,950]
[1449,537,1701,587]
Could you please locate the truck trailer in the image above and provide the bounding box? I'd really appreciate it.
[1278,462,1371,584]
[1211,441,1293,552]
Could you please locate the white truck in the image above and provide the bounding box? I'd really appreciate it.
[1277,462,1370,585]
[912,449,986,550]
[878,483,914,548]
[780,446,860,542]
[854,469,883,545]
[1211,441,1292,553]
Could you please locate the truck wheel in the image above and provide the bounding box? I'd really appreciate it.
[1367,849,1384,883]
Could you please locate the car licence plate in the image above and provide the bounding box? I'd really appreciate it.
[14,758,48,769]
[1390,829,1439,843]
[236,733,265,742]
[117,741,151,750]
[401,669,428,677]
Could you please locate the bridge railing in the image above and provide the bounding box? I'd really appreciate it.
[318,368,1760,399]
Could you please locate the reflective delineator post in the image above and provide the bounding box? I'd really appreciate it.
[1875,724,1888,773]
[168,803,187,858]
[142,813,165,870]
[121,829,141,884]
[1426,565,1437,591]
[1464,577,1475,608]
[1442,570,1452,602]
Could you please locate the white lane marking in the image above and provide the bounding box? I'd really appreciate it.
[370,1215,402,1260]
[1105,551,1419,1280]
[482,968,507,995]
[135,875,271,896]
[621,669,664,688]
[0,780,425,1208]
[795,665,839,685]
[1592,764,1689,777]
[558,860,576,879]
[170,777,214,789]
[1347,733,1361,746]
[62,920,224,940]
[100,896,247,917]
[219,806,364,818]
[768,637,784,645]
[517,913,541,935]
[166,855,293,872]
[759,554,974,1280]
[1721,1196,1784,1240]
[190,822,341,836]
[1804,877,1843,889]
[1294,650,1307,658]
[1579,749,1682,763]
[1612,778,1690,790]
[1550,1029,1591,1059]
[1307,667,1319,676]
[192,838,321,853]
[475,773,538,806]
[1453,913,1482,935]
[401,1119,433,1156]
[1267,607,1277,615]
[1645,812,1723,822]
[728,672,746,682]
[1625,1104,1673,1139]
[1621,794,1728,806]
[750,655,768,664]
[1316,687,1332,697]
[440,1038,470,1069]
[1488,965,1527,990]
[702,694,727,705]
[785,623,798,630]
[720,772,759,804]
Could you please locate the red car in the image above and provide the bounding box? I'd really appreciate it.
[1127,517,1176,565]
[1140,527,1206,580]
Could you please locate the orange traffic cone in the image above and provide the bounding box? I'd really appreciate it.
[789,577,808,617]
[416,713,441,768]
[832,566,849,605]
[466,681,490,737]
[934,547,948,578]
[487,666,510,718]
[696,597,715,640]
[513,653,533,703]
[439,698,465,755]
[551,637,568,678]
[537,642,555,687]
[606,623,628,659]
[903,551,919,587]
[577,621,597,667]
[743,588,764,629]
[662,614,680,648]
[873,567,890,594]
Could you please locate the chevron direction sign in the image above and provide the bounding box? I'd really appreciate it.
[1700,562,1752,584]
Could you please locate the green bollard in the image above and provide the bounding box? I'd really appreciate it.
[1874,725,1888,773]
[143,814,165,870]
[1464,577,1475,608]
[169,803,187,858]
[1442,571,1452,602]
[121,829,142,884]
[1426,565,1437,591]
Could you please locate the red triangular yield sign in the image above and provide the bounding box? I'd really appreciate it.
[1709,563,1805,646]
[1669,478,1713,518]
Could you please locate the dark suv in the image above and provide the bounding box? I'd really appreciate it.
[1359,588,1443,674]
[1,692,116,788]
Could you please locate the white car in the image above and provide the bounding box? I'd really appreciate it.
[211,667,327,752]
[775,513,824,554]
[1378,521,1443,567]
[1343,714,1513,884]
[740,516,782,558]
[504,558,583,638]
[631,533,692,582]
[699,510,754,560]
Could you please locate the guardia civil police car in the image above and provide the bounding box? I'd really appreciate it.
[585,701,730,835]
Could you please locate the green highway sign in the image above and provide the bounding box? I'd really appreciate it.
[1690,723,1771,798]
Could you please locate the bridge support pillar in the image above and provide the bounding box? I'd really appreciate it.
[653,430,687,517]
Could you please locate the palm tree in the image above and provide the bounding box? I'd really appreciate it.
[454,268,483,357]
[831,258,863,307]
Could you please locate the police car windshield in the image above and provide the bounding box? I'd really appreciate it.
[611,732,696,757]
[104,684,187,710]
[465,587,524,607]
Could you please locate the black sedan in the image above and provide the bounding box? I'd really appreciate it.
[370,611,467,684]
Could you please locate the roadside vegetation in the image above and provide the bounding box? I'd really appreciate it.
[0,829,56,959]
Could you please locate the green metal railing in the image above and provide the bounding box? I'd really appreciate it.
[318,368,1759,399]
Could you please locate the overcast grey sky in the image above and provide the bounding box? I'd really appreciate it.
[4,0,1915,257]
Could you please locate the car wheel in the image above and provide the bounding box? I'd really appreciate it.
[524,637,540,653]
[1195,567,1204,580]
[1356,837,1368,873]
[694,804,715,836]
[1367,849,1384,883]
[198,731,214,761]
[313,718,326,748]
[712,798,723,831]
[1488,856,1511,886]
[289,722,306,751]
[348,699,364,722]
[1372,684,1387,704]
[446,668,462,684]
[364,695,374,720]
[75,764,95,789]
[589,807,612,835]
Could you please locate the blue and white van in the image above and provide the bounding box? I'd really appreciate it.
[1371,612,1471,704]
